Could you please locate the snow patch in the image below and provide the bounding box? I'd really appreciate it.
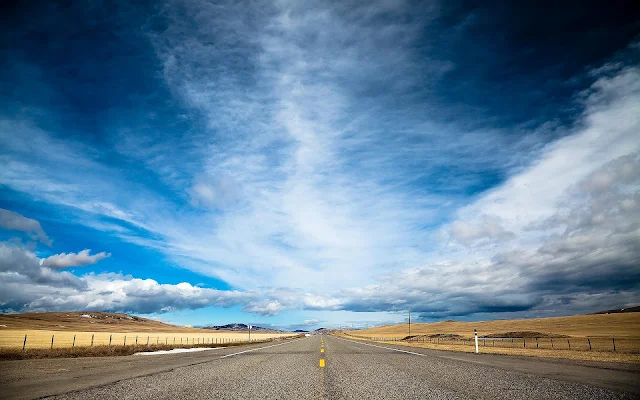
[80,314,92,318]
[134,347,225,356]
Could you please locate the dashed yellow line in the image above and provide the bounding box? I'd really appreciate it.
[319,358,325,367]
[321,348,324,353]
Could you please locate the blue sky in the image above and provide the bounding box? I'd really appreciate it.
[1,0,639,331]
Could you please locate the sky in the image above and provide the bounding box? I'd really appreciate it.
[0,0,639,331]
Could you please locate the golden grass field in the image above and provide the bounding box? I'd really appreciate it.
[339,334,640,363]
[0,312,296,350]
[344,312,640,363]
[350,313,640,339]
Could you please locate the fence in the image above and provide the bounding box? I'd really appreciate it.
[343,333,640,354]
[0,331,290,350]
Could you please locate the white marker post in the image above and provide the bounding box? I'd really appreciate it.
[474,329,479,354]
[248,324,252,343]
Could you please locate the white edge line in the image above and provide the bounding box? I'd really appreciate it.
[336,337,428,357]
[220,338,307,358]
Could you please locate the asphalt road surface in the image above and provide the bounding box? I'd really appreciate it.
[1,335,638,399]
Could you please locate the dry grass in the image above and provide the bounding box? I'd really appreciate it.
[0,341,253,360]
[339,335,640,363]
[0,330,295,349]
[0,312,231,333]
[351,313,640,339]
[342,313,640,363]
[0,312,296,351]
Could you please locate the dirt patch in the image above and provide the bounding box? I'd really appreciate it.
[403,333,464,340]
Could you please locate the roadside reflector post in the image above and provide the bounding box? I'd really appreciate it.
[536,338,538,348]
[166,337,167,344]
[124,336,126,346]
[109,334,112,346]
[73,335,76,347]
[51,334,54,349]
[474,329,479,354]
[612,337,616,352]
[588,338,591,351]
[91,334,94,347]
[136,335,138,345]
[147,336,149,345]
[23,334,27,351]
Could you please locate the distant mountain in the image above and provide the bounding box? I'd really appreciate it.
[313,327,345,335]
[293,329,309,333]
[590,306,640,314]
[200,323,286,333]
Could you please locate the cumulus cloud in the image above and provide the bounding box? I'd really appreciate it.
[41,249,111,269]
[0,241,257,314]
[0,237,343,316]
[0,208,52,246]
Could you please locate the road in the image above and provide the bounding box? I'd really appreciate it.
[0,335,638,399]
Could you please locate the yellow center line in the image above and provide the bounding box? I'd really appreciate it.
[319,358,325,367]
[321,348,324,352]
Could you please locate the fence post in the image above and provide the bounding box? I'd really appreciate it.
[156,336,159,344]
[51,335,54,349]
[536,338,538,348]
[124,336,126,346]
[73,335,76,347]
[551,338,553,349]
[109,334,112,346]
[612,337,616,352]
[524,338,526,348]
[568,338,571,349]
[174,337,176,344]
[91,334,94,347]
[23,334,27,351]
[166,337,167,344]
[147,336,149,345]
[588,338,591,351]
[136,335,138,345]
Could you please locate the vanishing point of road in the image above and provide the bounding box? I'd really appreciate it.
[1,335,638,399]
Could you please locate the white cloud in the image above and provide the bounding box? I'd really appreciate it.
[0,1,638,321]
[450,216,515,245]
[41,249,111,269]
[337,66,640,318]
